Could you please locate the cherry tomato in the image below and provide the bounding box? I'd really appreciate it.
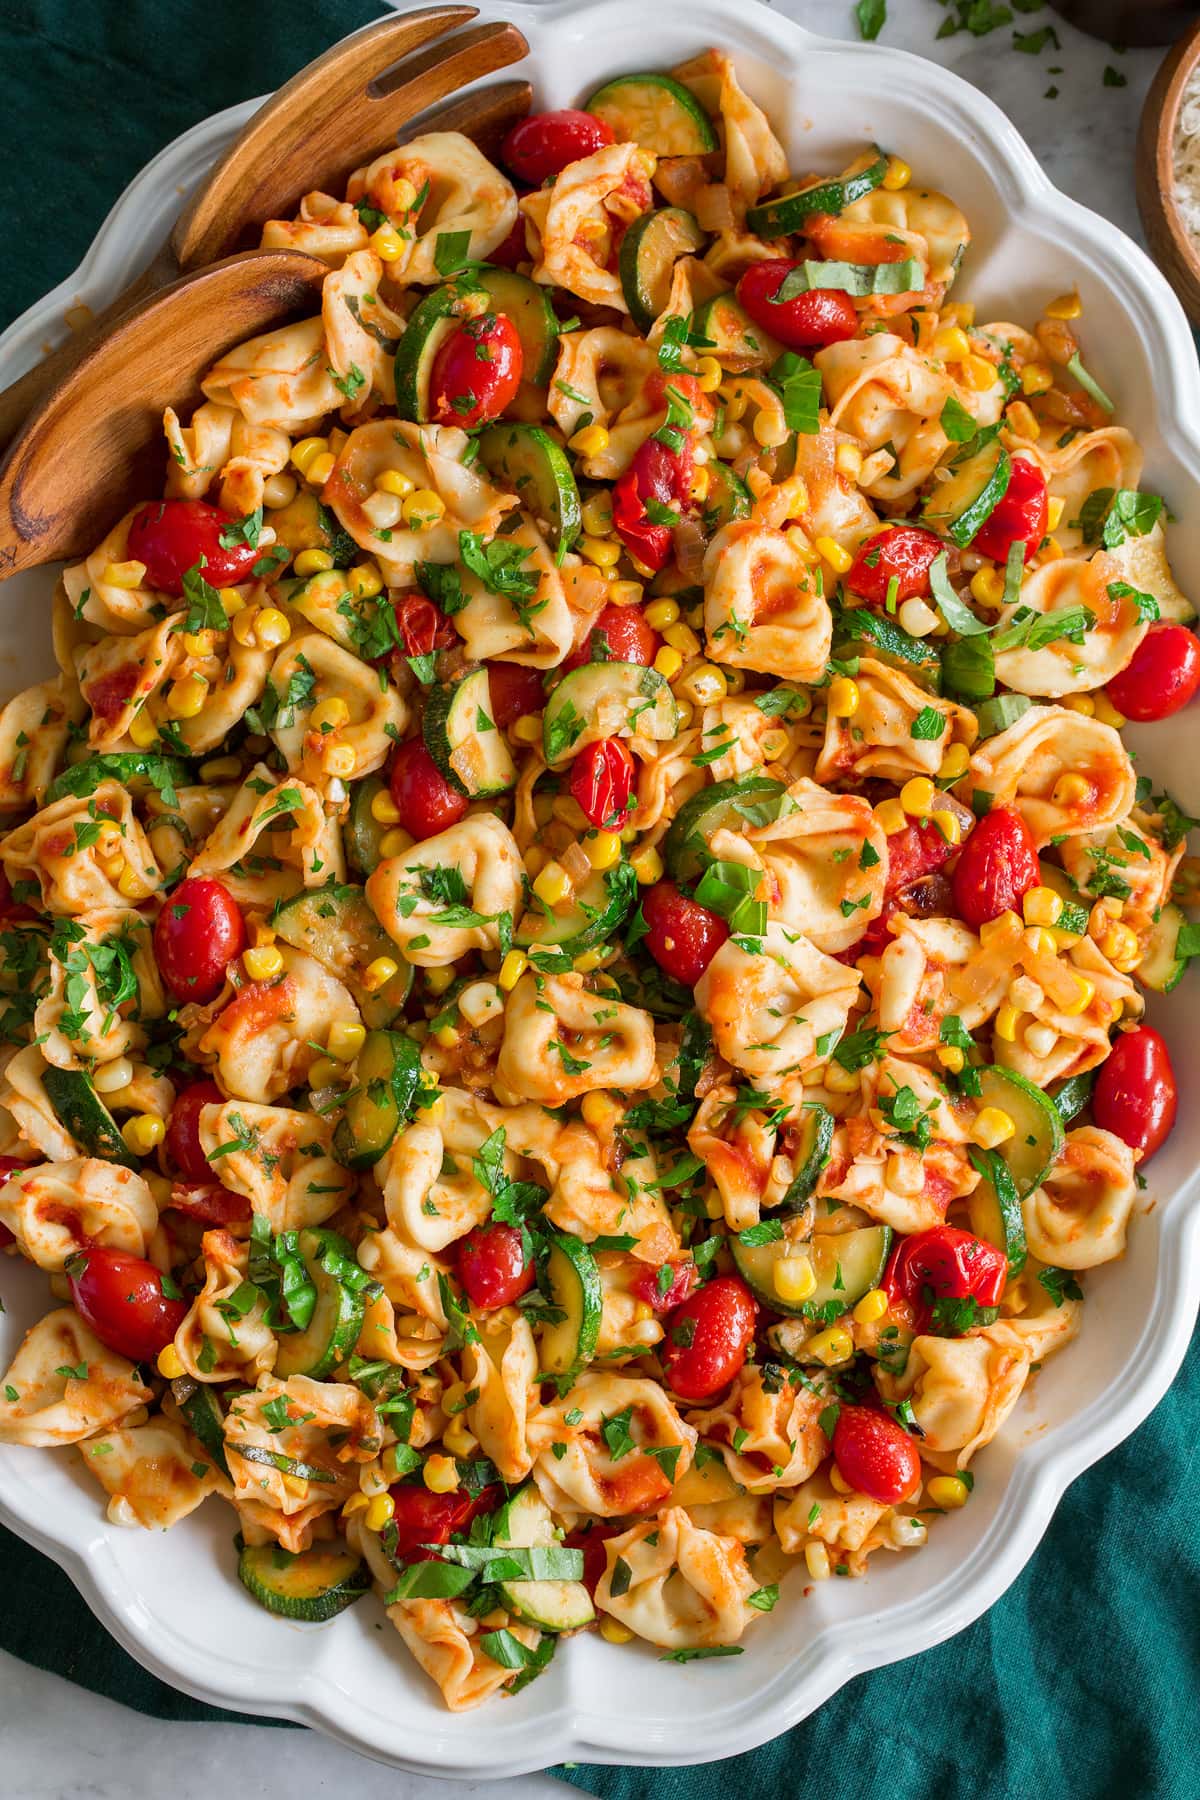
[1106,623,1200,723]
[392,592,458,661]
[165,1079,225,1182]
[950,805,1039,930]
[487,661,545,728]
[456,1223,534,1310]
[488,211,529,270]
[563,601,660,673]
[850,817,957,957]
[1092,1024,1178,1162]
[388,739,469,840]
[0,1156,30,1247]
[611,433,694,574]
[429,312,523,429]
[153,878,246,1006]
[735,262,859,351]
[387,1482,501,1561]
[846,524,944,606]
[166,1183,252,1226]
[563,1521,624,1595]
[660,1275,758,1401]
[126,499,259,597]
[569,737,636,830]
[832,1404,922,1505]
[501,108,615,186]
[882,1225,1008,1333]
[630,1258,697,1314]
[641,880,730,986]
[68,1246,188,1362]
[969,455,1048,564]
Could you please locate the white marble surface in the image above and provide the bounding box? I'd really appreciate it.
[0,1,1170,1795]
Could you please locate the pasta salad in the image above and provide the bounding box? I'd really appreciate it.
[0,46,1192,1711]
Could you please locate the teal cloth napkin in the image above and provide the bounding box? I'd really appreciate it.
[0,4,1197,1794]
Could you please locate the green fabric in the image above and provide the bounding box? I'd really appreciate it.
[0,5,1197,1795]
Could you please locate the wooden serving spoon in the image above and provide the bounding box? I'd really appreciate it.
[0,5,530,451]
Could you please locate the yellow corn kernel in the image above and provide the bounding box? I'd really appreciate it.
[122,1113,165,1156]
[99,851,125,883]
[877,151,911,189]
[1092,692,1126,729]
[690,464,712,501]
[502,711,540,749]
[493,951,528,997]
[328,1021,366,1063]
[533,861,570,908]
[695,355,723,392]
[307,452,337,487]
[323,743,357,779]
[753,409,790,449]
[423,1454,460,1494]
[181,629,214,659]
[343,562,382,601]
[828,676,860,719]
[900,776,936,817]
[369,222,407,263]
[1020,362,1054,395]
[128,709,159,749]
[311,695,350,733]
[1061,974,1096,1017]
[342,1493,371,1522]
[835,441,864,483]
[371,469,413,503]
[1023,886,1064,929]
[365,1493,396,1533]
[933,325,971,363]
[166,673,209,720]
[942,301,976,328]
[580,1091,619,1133]
[1101,922,1140,970]
[254,608,292,650]
[424,966,456,998]
[931,810,962,847]
[431,1021,459,1051]
[608,579,645,607]
[156,1343,185,1379]
[231,608,259,648]
[401,489,445,529]
[579,535,622,570]
[308,1056,342,1089]
[927,1474,971,1510]
[662,621,702,658]
[1089,898,1122,940]
[804,1541,831,1581]
[807,1326,854,1367]
[936,1044,966,1075]
[580,495,613,537]
[758,728,789,764]
[600,1614,635,1645]
[1052,773,1092,807]
[369,788,402,827]
[1040,536,1064,563]
[585,831,623,873]
[1006,400,1041,441]
[829,1463,854,1495]
[814,535,853,575]
[568,424,610,458]
[293,547,334,578]
[774,1256,817,1305]
[102,559,147,589]
[867,798,904,838]
[979,910,1019,947]
[961,353,999,392]
[290,436,330,478]
[1046,496,1066,532]
[1046,290,1082,320]
[993,1003,1022,1044]
[630,845,664,886]
[644,598,680,632]
[972,1106,1015,1148]
[970,565,1007,608]
[442,1415,478,1458]
[937,742,970,782]
[118,864,152,901]
[852,1286,889,1326]
[363,957,399,995]
[379,828,412,858]
[653,645,684,681]
[678,663,727,706]
[243,944,284,983]
[1065,694,1096,717]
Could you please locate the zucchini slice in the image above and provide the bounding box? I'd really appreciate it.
[771,1105,834,1219]
[732,1223,892,1318]
[515,860,637,955]
[493,1482,595,1632]
[662,776,788,884]
[422,668,516,797]
[273,878,412,1027]
[347,776,389,877]
[47,752,191,807]
[537,1234,602,1380]
[1051,1071,1094,1125]
[586,72,718,157]
[173,1380,231,1478]
[476,423,581,553]
[42,1068,137,1169]
[237,1538,370,1623]
[332,1030,425,1171]
[618,207,706,334]
[543,661,677,767]
[692,292,781,374]
[475,266,560,386]
[967,1148,1027,1278]
[701,461,753,536]
[392,283,460,421]
[922,437,1012,549]
[272,1227,374,1379]
[746,148,889,239]
[975,1065,1065,1195]
[1137,901,1189,993]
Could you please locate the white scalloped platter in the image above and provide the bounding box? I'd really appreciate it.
[1,0,1199,1776]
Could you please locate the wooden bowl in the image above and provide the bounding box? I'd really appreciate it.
[1137,17,1200,325]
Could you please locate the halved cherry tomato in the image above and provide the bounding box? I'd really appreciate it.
[166,1184,252,1226]
[641,880,730,986]
[165,1079,225,1182]
[610,433,693,574]
[660,1275,757,1401]
[388,739,469,840]
[126,499,259,597]
[386,1482,501,1562]
[846,524,944,606]
[153,878,246,1006]
[0,1156,30,1247]
[850,817,957,957]
[569,737,635,830]
[735,261,859,351]
[563,601,660,673]
[630,1258,697,1314]
[1106,623,1200,723]
[429,312,523,429]
[1092,1024,1178,1161]
[950,805,1039,930]
[456,1223,534,1310]
[832,1404,922,1504]
[392,592,458,660]
[501,108,615,186]
[882,1224,1007,1333]
[969,455,1048,564]
[563,1521,624,1595]
[488,661,545,727]
[67,1247,188,1362]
